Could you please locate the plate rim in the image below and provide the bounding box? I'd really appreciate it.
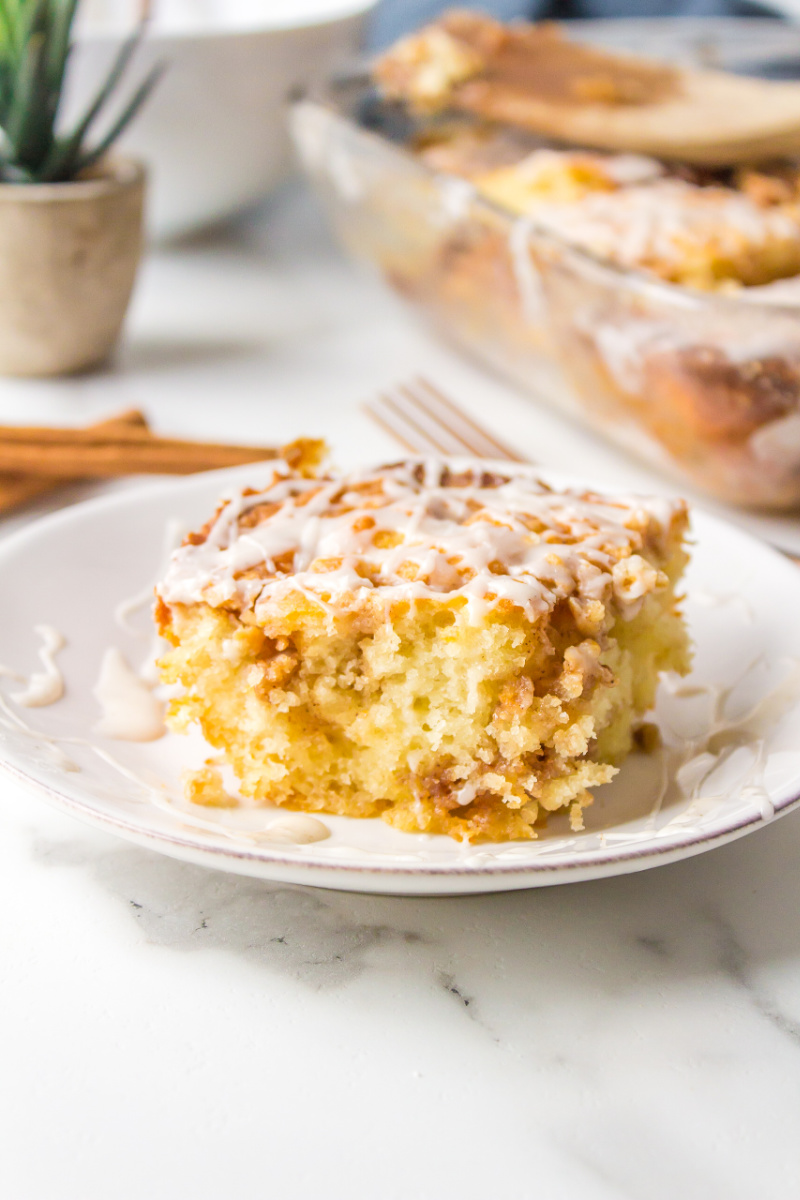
[3,753,799,882]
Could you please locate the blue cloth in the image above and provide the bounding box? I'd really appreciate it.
[370,0,530,49]
[368,0,780,48]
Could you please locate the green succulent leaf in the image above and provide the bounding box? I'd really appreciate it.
[0,1,27,56]
[70,58,163,178]
[7,29,57,168]
[0,0,160,184]
[45,0,79,100]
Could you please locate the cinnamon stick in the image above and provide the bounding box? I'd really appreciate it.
[0,409,150,515]
[0,425,282,478]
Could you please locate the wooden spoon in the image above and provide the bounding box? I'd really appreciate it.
[383,16,800,166]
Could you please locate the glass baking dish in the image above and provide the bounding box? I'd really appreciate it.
[291,64,800,510]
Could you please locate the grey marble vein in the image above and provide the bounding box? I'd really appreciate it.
[708,907,800,1048]
[31,835,427,991]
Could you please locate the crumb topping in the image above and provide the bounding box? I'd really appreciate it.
[158,459,686,623]
[521,178,800,282]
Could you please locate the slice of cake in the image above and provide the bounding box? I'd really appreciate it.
[155,457,690,842]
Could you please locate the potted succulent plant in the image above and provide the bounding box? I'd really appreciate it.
[0,0,160,375]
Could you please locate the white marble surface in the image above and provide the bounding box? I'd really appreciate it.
[2,185,800,1199]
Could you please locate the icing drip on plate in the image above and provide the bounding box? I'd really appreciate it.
[11,625,66,708]
[253,815,330,845]
[93,648,166,743]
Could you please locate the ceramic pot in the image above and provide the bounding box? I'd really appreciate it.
[0,157,145,376]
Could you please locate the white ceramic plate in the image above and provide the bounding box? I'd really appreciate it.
[2,464,800,896]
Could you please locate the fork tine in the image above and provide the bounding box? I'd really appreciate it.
[390,385,478,456]
[397,381,501,460]
[363,400,424,455]
[367,392,455,456]
[363,378,530,463]
[413,377,527,463]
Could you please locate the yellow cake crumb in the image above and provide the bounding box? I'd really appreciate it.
[183,765,240,808]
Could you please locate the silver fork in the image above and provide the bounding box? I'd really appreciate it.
[363,377,800,567]
[363,376,526,463]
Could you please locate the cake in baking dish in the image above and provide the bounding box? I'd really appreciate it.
[155,456,690,842]
[376,11,800,292]
[471,152,800,291]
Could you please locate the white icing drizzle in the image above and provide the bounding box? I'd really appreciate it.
[508,216,546,323]
[438,175,474,222]
[527,148,664,186]
[0,677,329,847]
[157,459,685,625]
[146,789,331,848]
[115,586,158,638]
[526,179,800,273]
[691,589,754,626]
[114,517,186,636]
[93,648,166,742]
[744,275,800,306]
[114,517,186,683]
[600,154,665,187]
[11,625,66,708]
[751,413,800,470]
[327,140,364,202]
[254,815,330,845]
[657,657,800,828]
[138,639,166,688]
[0,679,327,849]
[474,146,800,287]
[0,689,79,771]
[0,687,174,795]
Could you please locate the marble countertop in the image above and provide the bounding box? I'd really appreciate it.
[2,185,800,1200]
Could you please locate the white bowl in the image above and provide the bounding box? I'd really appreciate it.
[69,1,377,239]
